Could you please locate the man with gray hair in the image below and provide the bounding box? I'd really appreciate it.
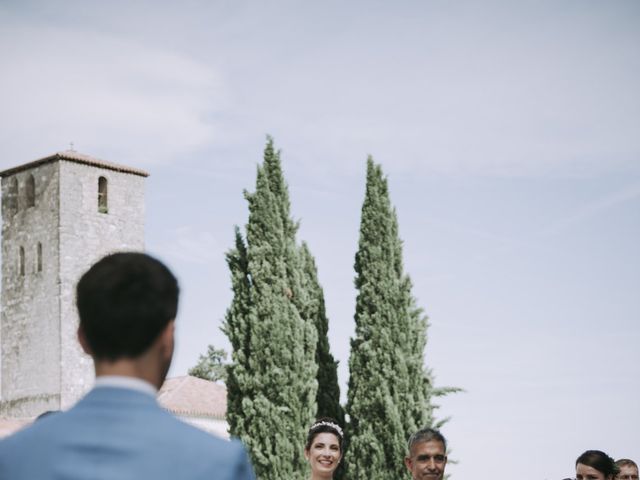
[404,427,448,480]
[615,459,639,480]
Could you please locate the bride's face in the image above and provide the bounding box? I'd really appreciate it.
[576,463,612,480]
[305,432,341,477]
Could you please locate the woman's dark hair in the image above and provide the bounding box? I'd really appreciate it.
[305,417,343,452]
[576,450,619,477]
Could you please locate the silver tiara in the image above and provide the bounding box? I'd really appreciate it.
[310,421,343,438]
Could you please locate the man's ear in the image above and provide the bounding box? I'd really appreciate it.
[404,456,412,471]
[77,325,92,356]
[158,320,175,357]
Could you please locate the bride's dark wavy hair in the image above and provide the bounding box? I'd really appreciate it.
[305,417,344,452]
[576,450,619,477]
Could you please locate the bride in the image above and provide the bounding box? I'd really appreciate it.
[304,417,343,480]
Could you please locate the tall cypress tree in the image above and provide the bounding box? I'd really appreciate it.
[299,242,344,425]
[223,227,252,438]
[223,138,318,480]
[345,157,432,480]
[391,208,433,435]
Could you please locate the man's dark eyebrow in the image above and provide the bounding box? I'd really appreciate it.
[416,454,445,460]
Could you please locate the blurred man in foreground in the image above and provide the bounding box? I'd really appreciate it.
[0,252,254,480]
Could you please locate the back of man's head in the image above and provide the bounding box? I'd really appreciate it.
[76,252,179,361]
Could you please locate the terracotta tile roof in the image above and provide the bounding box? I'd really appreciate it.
[158,375,227,419]
[0,417,31,438]
[0,150,149,177]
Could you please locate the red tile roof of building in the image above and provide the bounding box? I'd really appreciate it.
[158,375,227,419]
[0,417,31,438]
[0,150,149,177]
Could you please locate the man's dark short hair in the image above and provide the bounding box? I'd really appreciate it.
[407,427,447,454]
[76,252,179,360]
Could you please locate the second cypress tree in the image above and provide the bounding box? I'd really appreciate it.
[223,138,318,479]
[344,157,432,480]
[300,242,344,424]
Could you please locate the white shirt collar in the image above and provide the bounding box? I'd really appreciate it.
[94,375,158,397]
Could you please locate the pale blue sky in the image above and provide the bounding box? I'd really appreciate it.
[1,1,639,478]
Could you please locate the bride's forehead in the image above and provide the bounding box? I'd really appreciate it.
[311,432,340,445]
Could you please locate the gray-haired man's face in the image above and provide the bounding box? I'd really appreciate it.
[617,465,639,480]
[404,440,447,480]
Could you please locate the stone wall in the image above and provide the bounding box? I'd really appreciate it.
[57,160,145,409]
[0,157,146,416]
[1,163,61,416]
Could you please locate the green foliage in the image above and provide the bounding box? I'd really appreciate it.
[345,157,435,480]
[300,242,344,424]
[188,345,228,382]
[222,137,319,480]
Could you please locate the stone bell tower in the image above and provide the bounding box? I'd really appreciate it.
[0,150,148,417]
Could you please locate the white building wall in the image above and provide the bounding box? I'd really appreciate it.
[176,414,230,440]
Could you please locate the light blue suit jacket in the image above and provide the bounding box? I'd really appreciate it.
[0,386,255,480]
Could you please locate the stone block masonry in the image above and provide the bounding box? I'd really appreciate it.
[0,151,148,417]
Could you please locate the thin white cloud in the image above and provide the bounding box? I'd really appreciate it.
[2,1,638,179]
[209,1,640,178]
[0,22,226,168]
[148,225,222,264]
[539,182,640,237]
